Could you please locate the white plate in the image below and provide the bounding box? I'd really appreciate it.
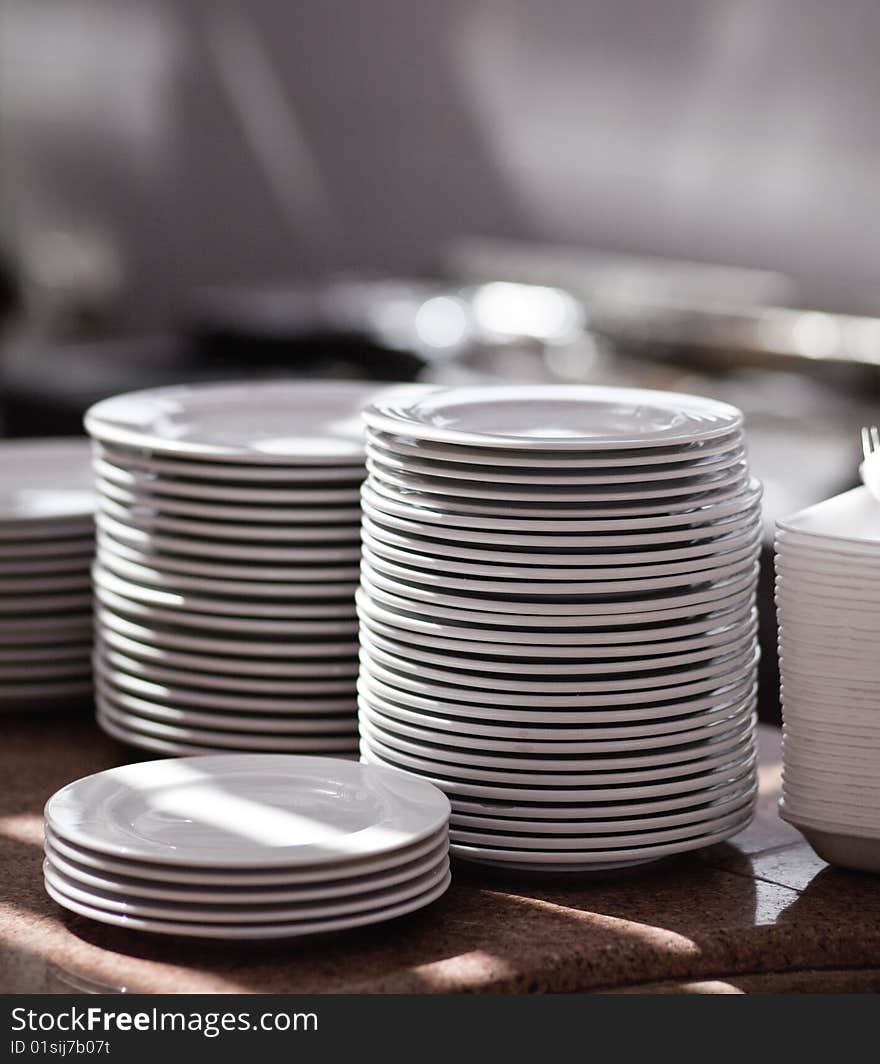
[358,699,755,756]
[0,439,93,524]
[0,550,93,577]
[46,752,450,867]
[361,518,762,579]
[0,516,93,543]
[44,836,449,904]
[356,591,756,653]
[96,476,362,525]
[98,622,357,676]
[360,640,758,697]
[777,487,880,546]
[96,510,361,564]
[0,572,91,596]
[359,613,758,674]
[96,530,359,583]
[358,687,756,744]
[0,678,93,702]
[44,857,448,923]
[98,644,355,695]
[366,456,751,504]
[448,817,750,869]
[359,723,754,785]
[364,384,743,451]
[448,803,752,851]
[0,533,93,560]
[360,567,757,624]
[85,380,382,464]
[0,591,92,616]
[365,439,747,483]
[99,495,361,543]
[361,542,759,596]
[94,457,363,504]
[94,565,355,620]
[0,659,91,681]
[95,440,365,482]
[45,868,451,939]
[360,707,755,770]
[96,602,358,658]
[95,664,357,717]
[362,741,756,803]
[0,614,92,645]
[96,549,357,599]
[0,640,90,664]
[368,426,745,468]
[358,671,757,725]
[96,699,358,755]
[363,480,762,533]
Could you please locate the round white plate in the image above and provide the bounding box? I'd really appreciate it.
[358,687,756,744]
[0,572,91,596]
[96,601,358,657]
[98,644,355,695]
[44,856,448,924]
[359,567,757,624]
[0,550,93,577]
[448,803,752,851]
[362,480,762,534]
[0,516,93,543]
[365,439,748,483]
[99,495,361,544]
[94,457,362,505]
[46,753,450,867]
[361,543,759,597]
[363,384,743,451]
[359,639,757,696]
[45,823,449,886]
[85,380,383,464]
[368,426,745,468]
[362,740,755,805]
[97,621,358,676]
[0,678,92,702]
[0,590,92,616]
[96,510,361,564]
[447,817,750,869]
[359,613,758,674]
[358,670,757,725]
[97,476,362,525]
[356,592,756,653]
[94,566,355,620]
[44,837,448,905]
[45,869,451,939]
[95,440,365,483]
[0,439,93,525]
[0,640,91,664]
[361,519,762,579]
[96,531,359,583]
[360,706,755,769]
[776,487,880,546]
[95,665,357,717]
[358,699,755,756]
[0,659,91,681]
[96,549,357,599]
[366,456,751,504]
[0,532,93,560]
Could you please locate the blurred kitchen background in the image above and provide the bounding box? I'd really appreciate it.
[3,0,880,722]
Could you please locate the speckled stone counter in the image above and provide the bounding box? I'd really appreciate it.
[1,718,878,994]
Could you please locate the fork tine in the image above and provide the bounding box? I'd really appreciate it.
[872,426,880,452]
[862,426,872,459]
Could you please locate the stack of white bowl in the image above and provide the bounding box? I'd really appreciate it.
[357,384,762,872]
[776,487,880,873]
[84,380,382,756]
[44,754,451,940]
[0,439,94,711]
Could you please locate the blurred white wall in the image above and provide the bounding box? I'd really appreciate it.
[3,0,880,326]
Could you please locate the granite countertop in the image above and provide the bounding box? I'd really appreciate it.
[2,717,879,994]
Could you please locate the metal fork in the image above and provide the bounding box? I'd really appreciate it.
[860,426,880,501]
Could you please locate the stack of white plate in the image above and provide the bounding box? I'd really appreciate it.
[0,439,94,711]
[84,380,383,756]
[776,487,880,873]
[43,755,451,940]
[357,384,762,872]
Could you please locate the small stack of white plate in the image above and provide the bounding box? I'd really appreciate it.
[43,754,451,940]
[84,380,383,756]
[357,384,762,872]
[776,487,880,873]
[0,439,94,711]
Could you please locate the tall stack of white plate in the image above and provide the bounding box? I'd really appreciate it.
[44,755,451,940]
[0,439,94,711]
[84,380,382,756]
[357,385,762,871]
[776,487,880,873]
